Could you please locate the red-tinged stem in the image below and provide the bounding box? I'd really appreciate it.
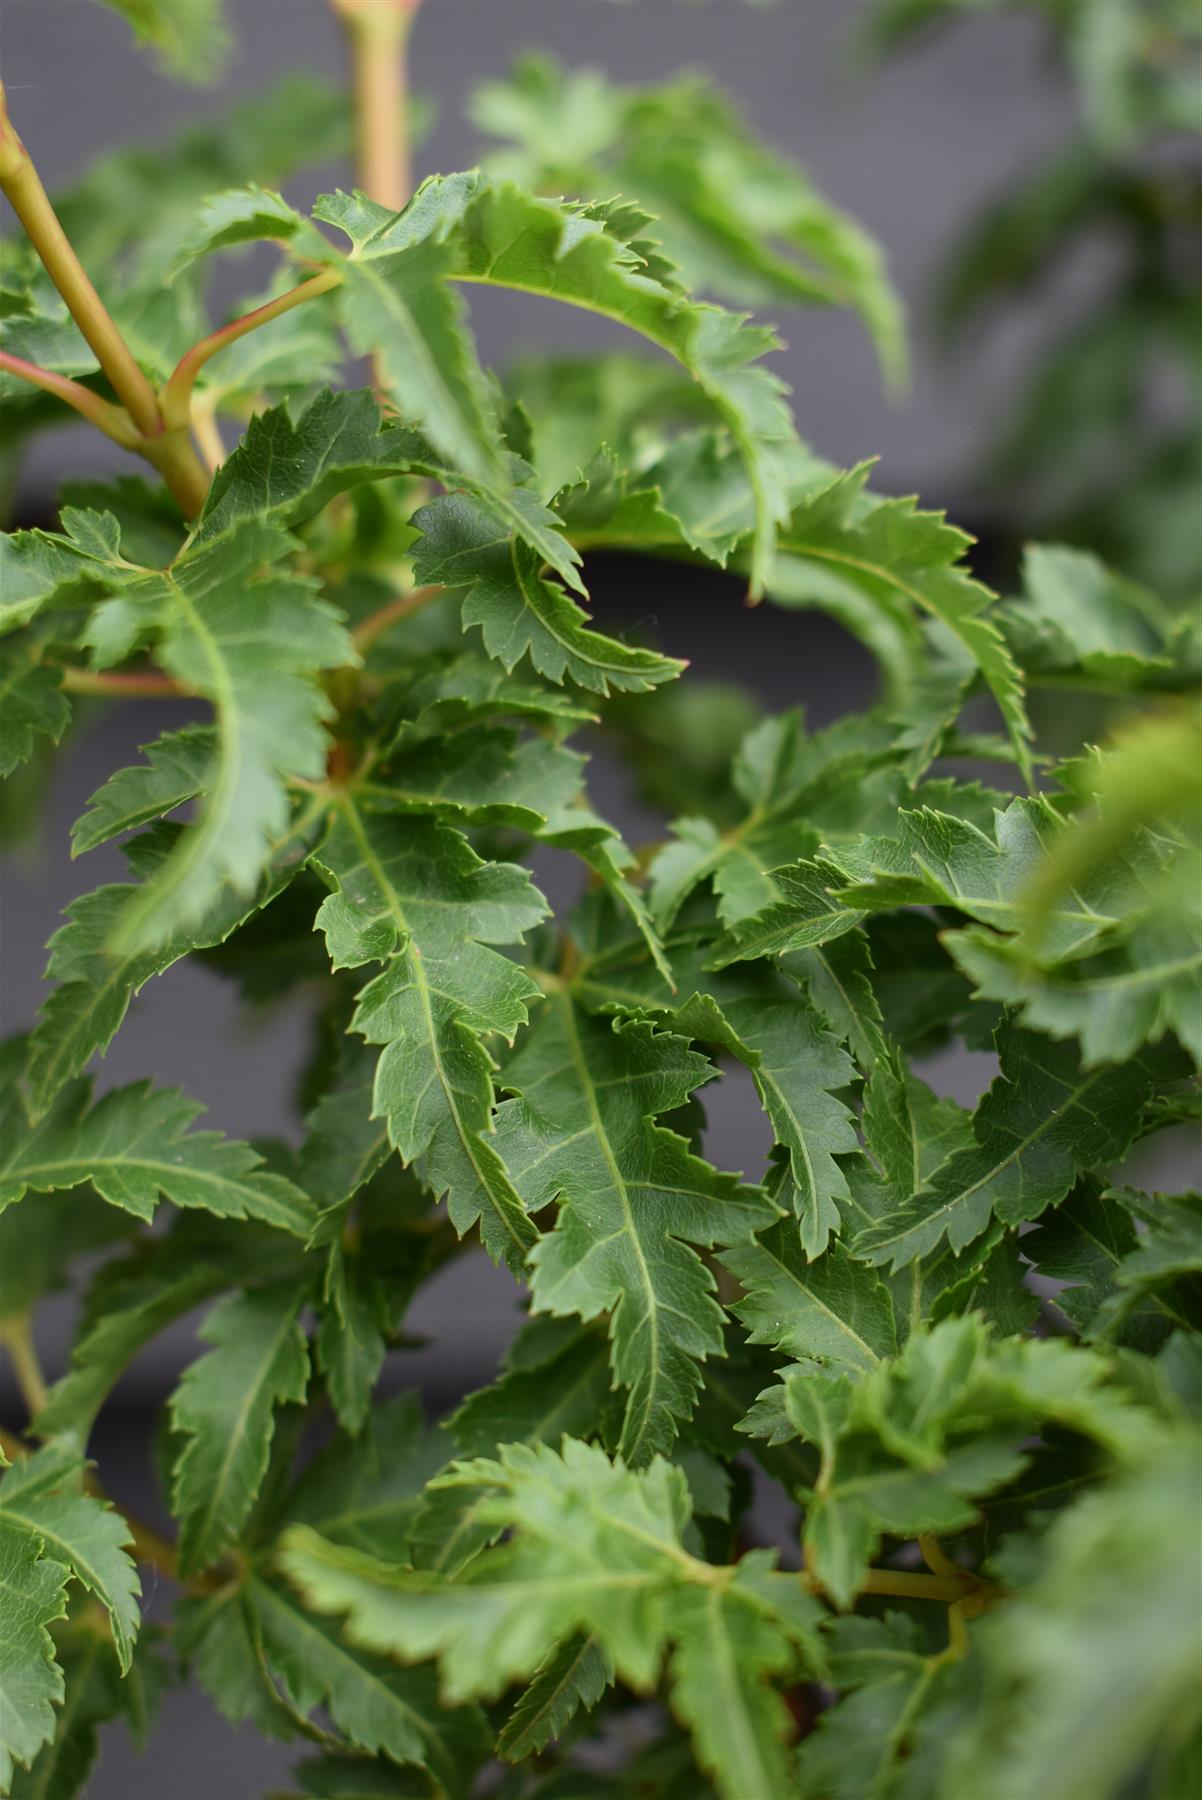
[351,583,442,649]
[0,351,144,446]
[161,269,344,431]
[1,86,160,440]
[1,84,212,517]
[59,667,183,698]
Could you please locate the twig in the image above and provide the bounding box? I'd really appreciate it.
[0,351,142,447]
[161,270,343,431]
[351,583,442,650]
[0,1314,48,1418]
[58,667,184,698]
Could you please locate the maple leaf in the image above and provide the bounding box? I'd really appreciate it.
[0,651,69,778]
[95,519,353,948]
[0,1446,140,1673]
[28,811,317,1114]
[851,1025,1190,1270]
[410,490,684,695]
[494,997,774,1461]
[281,1438,824,1800]
[473,55,905,383]
[0,1053,316,1236]
[170,1281,310,1575]
[315,176,799,593]
[312,801,548,1269]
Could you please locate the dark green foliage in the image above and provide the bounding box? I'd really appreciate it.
[0,8,1199,1799]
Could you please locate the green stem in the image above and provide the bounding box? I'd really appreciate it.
[0,89,160,438]
[918,1533,964,1581]
[0,351,141,447]
[1,83,212,516]
[161,269,343,431]
[0,1314,48,1420]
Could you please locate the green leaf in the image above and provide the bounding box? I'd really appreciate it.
[247,1573,490,1795]
[0,1060,316,1236]
[648,709,899,931]
[477,56,905,384]
[852,1026,1187,1269]
[8,1632,155,1800]
[799,1613,966,1800]
[495,997,774,1461]
[0,1519,68,1793]
[668,1569,817,1800]
[106,520,352,948]
[1091,1187,1202,1339]
[28,811,315,1114]
[829,794,1158,961]
[947,1446,1202,1800]
[281,1438,824,1798]
[311,180,506,493]
[0,1446,139,1673]
[35,1242,236,1444]
[410,490,685,694]
[168,185,323,279]
[1002,542,1178,687]
[317,176,800,593]
[279,1393,451,1561]
[170,1281,310,1575]
[97,0,230,82]
[0,527,112,637]
[313,802,547,1269]
[706,857,867,969]
[724,1225,898,1374]
[602,944,861,1255]
[195,391,403,545]
[943,811,1202,1070]
[71,727,214,855]
[450,1320,613,1462]
[316,1243,394,1437]
[496,1634,613,1763]
[771,466,1032,775]
[0,653,70,780]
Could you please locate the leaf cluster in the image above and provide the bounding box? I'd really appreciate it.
[1,10,1199,1800]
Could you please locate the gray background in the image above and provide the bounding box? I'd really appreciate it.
[0,5,1142,1796]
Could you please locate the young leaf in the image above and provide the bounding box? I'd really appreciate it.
[281,1438,824,1798]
